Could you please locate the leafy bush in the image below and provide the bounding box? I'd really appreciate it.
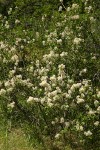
[0,0,100,149]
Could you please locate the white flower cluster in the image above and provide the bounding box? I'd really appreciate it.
[5,21,10,29]
[73,37,84,45]
[0,1,99,147]
[71,15,80,20]
[72,4,79,10]
[84,130,92,136]
[8,8,12,15]
[8,101,15,109]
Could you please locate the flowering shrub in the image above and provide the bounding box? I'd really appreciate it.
[0,43,100,149]
[0,0,100,149]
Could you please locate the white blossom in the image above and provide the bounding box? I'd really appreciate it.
[4,81,11,87]
[88,109,95,115]
[40,80,48,87]
[60,0,63,3]
[57,39,62,44]
[84,130,92,136]
[65,122,70,128]
[0,89,6,95]
[55,133,60,139]
[67,7,71,11]
[94,100,99,107]
[58,6,63,12]
[77,98,84,104]
[79,86,85,93]
[7,87,13,93]
[11,54,19,62]
[97,91,100,98]
[50,75,56,83]
[71,15,79,20]
[76,124,83,131]
[27,96,34,103]
[42,41,46,45]
[60,52,68,57]
[15,19,20,24]
[73,37,84,44]
[8,102,15,108]
[47,102,53,107]
[94,121,99,126]
[72,4,79,9]
[60,117,64,123]
[97,106,100,113]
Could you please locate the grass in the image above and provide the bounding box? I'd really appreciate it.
[0,127,72,150]
[0,127,34,150]
[0,117,71,150]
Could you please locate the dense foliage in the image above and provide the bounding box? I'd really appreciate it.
[0,0,100,149]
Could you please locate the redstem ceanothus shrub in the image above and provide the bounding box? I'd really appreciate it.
[0,0,100,149]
